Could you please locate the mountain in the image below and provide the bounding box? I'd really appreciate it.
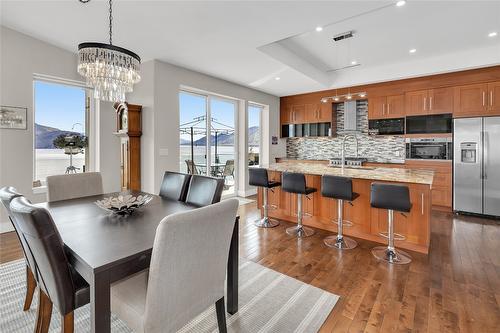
[181,126,260,147]
[35,123,82,149]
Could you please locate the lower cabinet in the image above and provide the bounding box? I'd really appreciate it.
[257,172,431,254]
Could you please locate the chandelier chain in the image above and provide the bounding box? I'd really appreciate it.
[109,0,113,45]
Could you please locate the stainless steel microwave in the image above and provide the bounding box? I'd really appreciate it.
[405,137,453,160]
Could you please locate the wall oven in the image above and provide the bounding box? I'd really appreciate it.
[405,138,453,160]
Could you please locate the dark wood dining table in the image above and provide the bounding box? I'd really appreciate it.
[37,191,239,333]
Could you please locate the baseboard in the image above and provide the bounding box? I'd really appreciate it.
[432,205,452,212]
[0,221,14,234]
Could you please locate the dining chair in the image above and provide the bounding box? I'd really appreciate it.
[184,174,225,207]
[110,198,239,333]
[46,172,103,202]
[185,160,199,175]
[159,171,191,201]
[9,196,90,333]
[0,187,37,311]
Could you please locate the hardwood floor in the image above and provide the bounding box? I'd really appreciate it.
[1,199,499,332]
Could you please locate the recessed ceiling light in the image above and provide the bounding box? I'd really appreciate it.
[488,32,498,37]
[351,60,357,65]
[409,48,417,54]
[396,1,406,7]
[275,77,280,80]
[315,26,323,32]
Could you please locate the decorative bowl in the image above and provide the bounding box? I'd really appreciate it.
[95,194,153,215]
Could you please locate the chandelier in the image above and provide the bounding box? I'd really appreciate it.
[77,0,141,102]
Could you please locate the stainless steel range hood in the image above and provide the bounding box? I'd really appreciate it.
[342,100,358,132]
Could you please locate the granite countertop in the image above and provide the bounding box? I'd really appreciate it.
[260,162,434,185]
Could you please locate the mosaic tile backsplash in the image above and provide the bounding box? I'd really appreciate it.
[286,100,406,163]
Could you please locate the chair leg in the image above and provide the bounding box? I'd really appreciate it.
[215,297,227,333]
[23,266,36,311]
[35,290,52,333]
[61,312,74,333]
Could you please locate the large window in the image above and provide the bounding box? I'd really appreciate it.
[34,80,90,183]
[248,104,262,166]
[179,90,237,197]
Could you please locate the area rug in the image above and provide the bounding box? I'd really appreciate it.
[0,259,338,332]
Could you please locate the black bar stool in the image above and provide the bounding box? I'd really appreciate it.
[370,183,412,264]
[249,168,280,228]
[281,172,316,238]
[321,175,359,250]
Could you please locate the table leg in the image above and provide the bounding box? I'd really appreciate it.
[227,217,239,314]
[90,270,111,333]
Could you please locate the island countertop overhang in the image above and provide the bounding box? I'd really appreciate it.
[258,162,434,186]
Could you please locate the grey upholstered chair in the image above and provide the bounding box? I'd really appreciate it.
[184,175,225,207]
[0,187,37,311]
[110,198,239,333]
[159,171,191,201]
[46,172,103,202]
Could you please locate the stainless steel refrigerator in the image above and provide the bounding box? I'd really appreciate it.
[453,117,500,217]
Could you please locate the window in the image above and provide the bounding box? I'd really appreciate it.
[179,90,237,197]
[34,80,91,183]
[248,104,262,167]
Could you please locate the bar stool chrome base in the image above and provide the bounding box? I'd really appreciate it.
[324,235,357,249]
[371,246,412,265]
[286,225,315,238]
[254,216,280,228]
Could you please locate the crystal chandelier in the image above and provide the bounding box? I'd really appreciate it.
[77,0,140,102]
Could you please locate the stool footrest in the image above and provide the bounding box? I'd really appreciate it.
[378,231,406,241]
[331,218,354,227]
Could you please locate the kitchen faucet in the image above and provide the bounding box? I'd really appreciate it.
[341,134,359,169]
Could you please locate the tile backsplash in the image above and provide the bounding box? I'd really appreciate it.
[286,100,405,162]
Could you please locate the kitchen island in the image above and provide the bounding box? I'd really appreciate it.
[256,162,434,254]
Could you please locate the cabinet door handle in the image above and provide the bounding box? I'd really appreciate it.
[423,97,427,111]
[387,103,390,114]
[382,103,385,115]
[490,91,494,107]
[483,91,486,106]
[429,97,433,110]
[421,193,424,215]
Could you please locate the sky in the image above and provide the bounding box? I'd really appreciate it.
[34,81,86,133]
[179,91,261,140]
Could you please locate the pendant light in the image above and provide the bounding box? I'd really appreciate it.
[77,0,141,102]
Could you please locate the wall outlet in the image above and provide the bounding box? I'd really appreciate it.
[159,148,169,156]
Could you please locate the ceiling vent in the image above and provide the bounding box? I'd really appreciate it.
[332,31,354,42]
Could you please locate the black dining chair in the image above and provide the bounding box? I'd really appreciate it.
[0,187,37,312]
[159,171,192,201]
[9,196,90,333]
[184,175,225,207]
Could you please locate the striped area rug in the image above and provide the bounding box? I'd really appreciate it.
[0,259,339,332]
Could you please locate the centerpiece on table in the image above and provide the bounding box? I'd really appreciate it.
[95,194,153,215]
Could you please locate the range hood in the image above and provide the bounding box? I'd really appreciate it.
[342,100,359,132]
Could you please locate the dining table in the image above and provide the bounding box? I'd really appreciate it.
[37,191,239,333]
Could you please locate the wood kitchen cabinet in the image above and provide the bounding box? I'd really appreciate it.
[488,81,500,114]
[368,95,405,119]
[281,104,293,124]
[405,87,453,116]
[305,103,320,123]
[454,83,489,117]
[292,105,306,123]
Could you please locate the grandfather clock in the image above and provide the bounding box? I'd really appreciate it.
[113,102,142,191]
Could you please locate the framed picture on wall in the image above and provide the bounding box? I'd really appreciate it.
[0,105,27,129]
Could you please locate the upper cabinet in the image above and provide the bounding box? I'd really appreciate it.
[368,94,405,119]
[405,87,453,116]
[281,102,332,125]
[454,82,500,117]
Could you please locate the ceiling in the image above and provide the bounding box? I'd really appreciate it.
[1,1,499,97]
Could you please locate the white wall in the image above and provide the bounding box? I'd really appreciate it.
[0,26,121,232]
[128,60,285,196]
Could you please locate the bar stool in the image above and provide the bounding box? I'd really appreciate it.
[370,183,412,264]
[321,175,359,250]
[281,172,317,238]
[249,168,280,228]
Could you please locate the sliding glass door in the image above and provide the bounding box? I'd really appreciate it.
[179,91,237,197]
[248,104,262,167]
